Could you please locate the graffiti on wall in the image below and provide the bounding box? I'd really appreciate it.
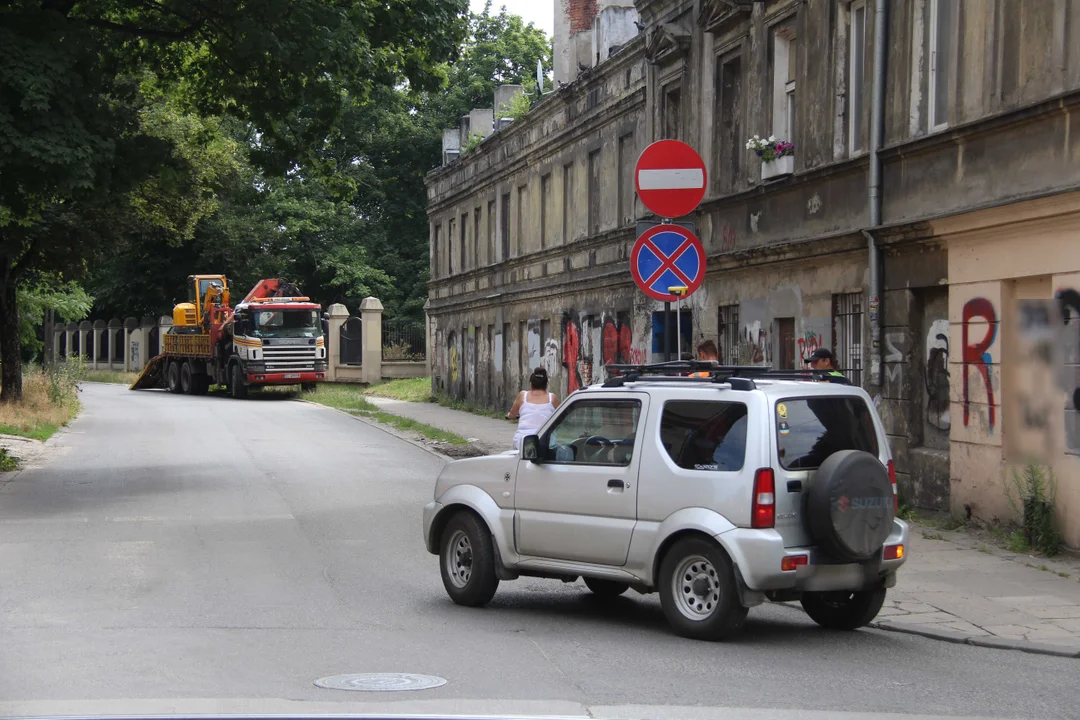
[961,298,997,431]
[720,224,737,253]
[466,327,476,396]
[527,321,540,373]
[925,319,950,431]
[743,321,770,365]
[884,332,904,386]
[543,338,559,379]
[561,311,643,394]
[447,331,459,383]
[562,314,583,393]
[1057,288,1080,452]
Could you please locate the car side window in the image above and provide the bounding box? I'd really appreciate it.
[543,399,641,466]
[660,400,748,471]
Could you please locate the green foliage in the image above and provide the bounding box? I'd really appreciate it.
[17,279,94,361]
[461,131,485,154]
[0,448,16,472]
[499,90,533,122]
[1005,464,1062,557]
[363,377,433,403]
[1006,530,1030,553]
[46,356,87,405]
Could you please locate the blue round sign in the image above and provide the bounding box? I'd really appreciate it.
[630,224,705,302]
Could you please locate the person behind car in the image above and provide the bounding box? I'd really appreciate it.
[507,367,561,450]
[691,339,719,377]
[806,348,851,384]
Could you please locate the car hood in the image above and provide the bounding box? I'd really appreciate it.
[435,450,519,502]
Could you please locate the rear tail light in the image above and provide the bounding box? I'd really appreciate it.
[887,459,898,513]
[781,554,808,571]
[884,544,904,560]
[751,468,775,529]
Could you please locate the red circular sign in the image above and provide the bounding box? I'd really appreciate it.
[634,140,707,219]
[630,224,706,302]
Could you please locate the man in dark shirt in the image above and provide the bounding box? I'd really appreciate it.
[806,348,851,384]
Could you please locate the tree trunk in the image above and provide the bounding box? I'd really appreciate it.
[0,266,23,403]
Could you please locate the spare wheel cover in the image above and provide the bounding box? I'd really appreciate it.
[808,450,894,561]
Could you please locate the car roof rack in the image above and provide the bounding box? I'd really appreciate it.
[601,361,830,389]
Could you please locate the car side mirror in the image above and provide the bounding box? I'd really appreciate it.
[522,435,542,462]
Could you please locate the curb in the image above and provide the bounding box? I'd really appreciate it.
[294,398,455,463]
[870,620,1080,658]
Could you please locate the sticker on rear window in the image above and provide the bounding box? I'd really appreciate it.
[777,403,788,419]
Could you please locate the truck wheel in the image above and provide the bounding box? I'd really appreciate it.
[659,536,747,641]
[300,383,317,393]
[439,511,499,607]
[166,362,181,393]
[229,364,248,399]
[801,588,887,630]
[179,362,194,394]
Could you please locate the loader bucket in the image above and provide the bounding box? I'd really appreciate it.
[130,354,166,390]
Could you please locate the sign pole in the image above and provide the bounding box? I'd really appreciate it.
[675,295,681,360]
[664,301,672,363]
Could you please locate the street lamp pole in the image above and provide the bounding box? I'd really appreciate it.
[668,286,688,362]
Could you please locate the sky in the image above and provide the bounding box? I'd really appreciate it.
[471,0,555,37]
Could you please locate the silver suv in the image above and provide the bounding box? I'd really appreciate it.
[422,363,909,641]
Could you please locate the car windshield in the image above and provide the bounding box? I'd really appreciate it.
[252,309,320,339]
[776,396,879,470]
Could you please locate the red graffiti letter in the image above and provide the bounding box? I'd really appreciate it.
[961,298,997,430]
[563,320,581,393]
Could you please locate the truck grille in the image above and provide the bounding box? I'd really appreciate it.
[261,345,317,372]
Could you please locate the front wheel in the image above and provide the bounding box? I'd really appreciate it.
[229,364,248,399]
[439,511,499,607]
[659,537,747,641]
[300,383,318,393]
[584,577,630,597]
[801,588,887,630]
[179,362,194,394]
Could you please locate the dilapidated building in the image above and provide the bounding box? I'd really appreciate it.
[425,0,1080,546]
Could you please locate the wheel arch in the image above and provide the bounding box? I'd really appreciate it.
[647,507,738,587]
[427,485,512,560]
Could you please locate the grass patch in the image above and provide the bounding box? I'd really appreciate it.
[976,544,991,554]
[0,448,17,472]
[362,377,432,403]
[302,383,468,445]
[897,505,918,522]
[82,370,141,385]
[0,363,82,441]
[1006,530,1030,553]
[1057,571,1070,579]
[922,531,946,541]
[1039,564,1051,572]
[434,392,505,419]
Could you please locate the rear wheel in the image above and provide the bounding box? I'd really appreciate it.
[179,362,194,394]
[191,373,210,396]
[659,537,747,641]
[584,577,630,597]
[801,587,887,630]
[165,361,181,393]
[229,364,248,399]
[439,511,499,607]
[300,382,318,393]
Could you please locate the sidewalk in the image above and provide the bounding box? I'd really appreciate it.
[363,396,1080,657]
[362,396,515,455]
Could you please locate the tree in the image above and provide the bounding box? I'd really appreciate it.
[0,0,469,401]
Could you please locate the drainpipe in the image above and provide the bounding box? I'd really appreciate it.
[864,0,888,387]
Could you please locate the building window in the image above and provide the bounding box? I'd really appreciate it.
[473,207,481,269]
[715,53,743,192]
[662,82,682,140]
[432,223,441,278]
[540,173,552,248]
[772,23,796,144]
[500,192,511,261]
[448,217,456,274]
[587,149,601,236]
[833,291,864,386]
[516,185,527,253]
[718,304,740,365]
[487,199,496,265]
[459,212,467,272]
[928,0,956,131]
[617,133,634,225]
[848,1,867,153]
[562,162,574,243]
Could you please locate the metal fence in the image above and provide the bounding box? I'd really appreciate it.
[339,317,363,365]
[833,292,864,386]
[382,319,426,361]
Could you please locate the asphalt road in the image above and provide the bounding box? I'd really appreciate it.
[1,383,1076,719]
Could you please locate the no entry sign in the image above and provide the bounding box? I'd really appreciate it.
[634,140,707,219]
[630,224,706,302]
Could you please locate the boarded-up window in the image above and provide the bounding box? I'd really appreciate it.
[448,218,456,274]
[487,200,496,264]
[562,163,574,243]
[540,173,552,248]
[663,82,682,140]
[500,192,511,261]
[432,223,441,278]
[716,54,742,192]
[833,291,864,385]
[618,133,634,225]
[459,213,467,271]
[718,304,740,365]
[588,149,601,235]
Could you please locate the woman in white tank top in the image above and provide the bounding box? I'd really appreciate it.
[506,367,561,449]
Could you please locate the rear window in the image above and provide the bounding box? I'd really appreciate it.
[776,397,878,470]
[660,400,748,471]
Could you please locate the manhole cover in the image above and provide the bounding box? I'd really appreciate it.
[314,673,447,692]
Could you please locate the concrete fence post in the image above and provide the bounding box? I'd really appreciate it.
[123,318,139,372]
[107,319,121,369]
[158,316,172,356]
[92,320,106,370]
[78,321,92,364]
[326,303,350,382]
[65,324,75,362]
[359,297,384,385]
[53,326,63,364]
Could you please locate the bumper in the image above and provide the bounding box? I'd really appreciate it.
[423,501,443,554]
[720,519,909,592]
[247,371,325,384]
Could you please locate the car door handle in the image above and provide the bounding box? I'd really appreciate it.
[607,479,625,489]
